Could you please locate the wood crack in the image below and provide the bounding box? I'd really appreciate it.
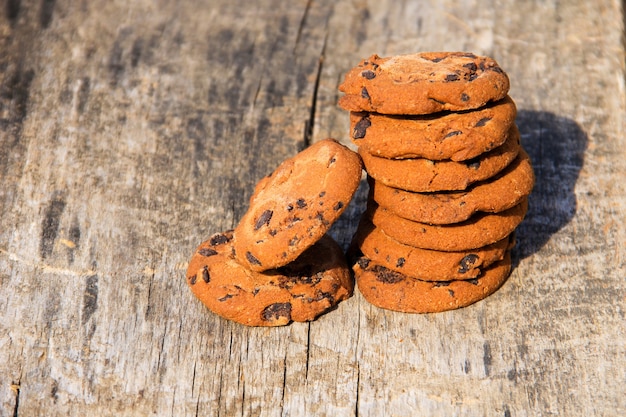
[303,31,327,149]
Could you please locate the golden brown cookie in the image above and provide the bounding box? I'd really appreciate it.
[367,198,528,251]
[359,124,520,192]
[351,218,514,280]
[353,251,512,313]
[233,138,362,272]
[350,96,516,161]
[369,148,535,224]
[186,231,353,327]
[338,52,510,115]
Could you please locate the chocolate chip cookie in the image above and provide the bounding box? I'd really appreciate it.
[339,52,510,115]
[370,148,534,224]
[186,231,353,326]
[233,138,362,271]
[353,251,512,313]
[367,198,528,251]
[351,218,514,280]
[350,96,516,161]
[359,124,520,192]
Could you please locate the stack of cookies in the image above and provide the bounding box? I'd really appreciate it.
[339,52,534,313]
[186,139,363,326]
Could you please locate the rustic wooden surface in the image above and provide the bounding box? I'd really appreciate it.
[1,0,625,415]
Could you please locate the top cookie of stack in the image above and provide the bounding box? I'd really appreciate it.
[340,52,534,313]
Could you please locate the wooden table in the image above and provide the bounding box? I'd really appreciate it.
[1,0,624,415]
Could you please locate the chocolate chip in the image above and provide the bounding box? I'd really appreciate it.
[461,93,470,102]
[427,57,444,63]
[319,191,326,197]
[328,156,336,167]
[361,70,376,79]
[198,248,218,257]
[262,302,292,322]
[361,87,370,99]
[463,62,478,72]
[372,265,405,284]
[286,203,294,211]
[396,257,405,268]
[458,254,479,273]
[210,233,231,246]
[289,236,298,246]
[246,252,262,266]
[333,201,344,211]
[448,289,455,297]
[445,74,460,82]
[357,257,370,269]
[201,266,210,283]
[188,274,197,285]
[254,209,273,230]
[218,294,234,302]
[315,212,328,225]
[296,199,307,209]
[269,229,277,236]
[444,130,462,138]
[475,117,492,127]
[353,116,371,139]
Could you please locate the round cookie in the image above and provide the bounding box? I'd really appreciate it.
[338,52,510,115]
[233,138,362,272]
[186,230,354,327]
[359,124,520,192]
[353,252,512,313]
[351,218,514,280]
[370,149,535,224]
[367,198,528,251]
[350,96,516,161]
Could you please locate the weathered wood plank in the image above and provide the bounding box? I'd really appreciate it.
[1,0,625,416]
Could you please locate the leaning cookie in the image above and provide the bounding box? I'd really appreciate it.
[233,138,362,272]
[359,124,520,192]
[367,198,528,251]
[353,252,512,313]
[350,96,516,161]
[370,149,535,224]
[351,218,514,280]
[338,52,510,115]
[186,231,353,327]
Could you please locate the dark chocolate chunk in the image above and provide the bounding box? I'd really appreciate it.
[448,289,455,297]
[246,252,262,266]
[461,93,470,102]
[254,209,273,230]
[201,266,210,283]
[353,116,371,139]
[361,87,370,99]
[444,130,463,138]
[210,233,231,246]
[361,70,376,79]
[427,57,444,63]
[463,62,478,72]
[475,117,492,127]
[198,248,218,257]
[319,191,326,198]
[188,274,197,285]
[396,257,405,268]
[357,257,370,269]
[333,201,344,211]
[286,203,294,211]
[372,265,405,284]
[262,302,292,322]
[445,74,460,82]
[218,294,234,302]
[458,254,479,273]
[296,199,307,209]
[289,236,299,246]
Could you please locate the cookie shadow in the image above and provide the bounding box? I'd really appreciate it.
[513,110,588,262]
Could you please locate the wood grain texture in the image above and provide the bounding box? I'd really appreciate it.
[1,0,625,416]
